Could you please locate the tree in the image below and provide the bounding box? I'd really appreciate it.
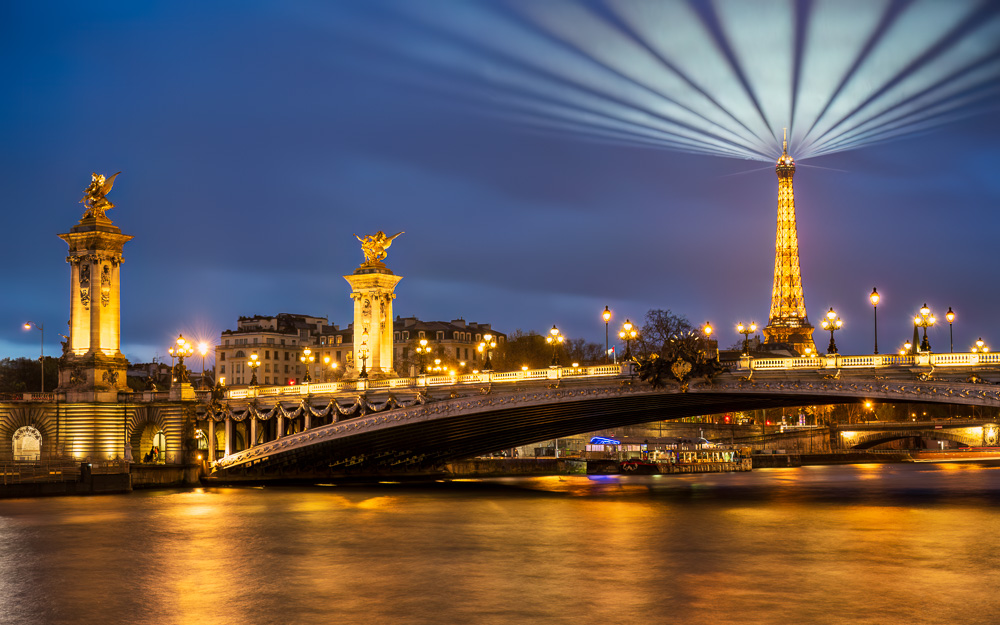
[636,309,695,358]
[0,357,59,393]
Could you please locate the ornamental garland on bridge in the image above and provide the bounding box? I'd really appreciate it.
[205,394,426,422]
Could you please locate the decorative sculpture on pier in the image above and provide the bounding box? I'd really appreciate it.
[80,171,121,219]
[355,231,404,265]
[345,231,403,378]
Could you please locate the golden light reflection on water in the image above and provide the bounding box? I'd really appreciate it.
[3,466,1000,624]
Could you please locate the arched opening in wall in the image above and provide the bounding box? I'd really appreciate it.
[12,426,42,462]
[137,423,167,464]
[195,429,209,450]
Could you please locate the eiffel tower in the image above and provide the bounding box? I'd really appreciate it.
[762,130,816,355]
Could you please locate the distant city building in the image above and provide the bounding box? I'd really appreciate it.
[216,313,505,386]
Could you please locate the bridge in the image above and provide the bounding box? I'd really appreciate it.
[200,352,1000,479]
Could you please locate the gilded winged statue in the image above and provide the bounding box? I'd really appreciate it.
[355,231,404,264]
[80,171,121,219]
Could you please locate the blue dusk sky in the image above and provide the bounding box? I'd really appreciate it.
[2,0,1000,364]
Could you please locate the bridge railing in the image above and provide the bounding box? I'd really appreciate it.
[741,350,999,372]
[0,392,57,403]
[223,362,626,400]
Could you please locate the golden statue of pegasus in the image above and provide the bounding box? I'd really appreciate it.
[80,171,121,219]
[355,231,403,264]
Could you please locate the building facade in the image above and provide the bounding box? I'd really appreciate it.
[216,314,505,386]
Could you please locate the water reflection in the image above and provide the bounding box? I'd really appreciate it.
[2,464,1000,624]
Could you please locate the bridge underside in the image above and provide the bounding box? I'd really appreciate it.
[209,391,846,480]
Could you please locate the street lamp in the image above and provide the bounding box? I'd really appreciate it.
[300,346,315,383]
[820,308,842,354]
[170,334,194,383]
[416,338,431,374]
[359,328,369,379]
[478,333,496,371]
[602,306,612,364]
[870,288,880,354]
[899,340,913,356]
[972,338,989,353]
[914,303,935,352]
[248,352,260,386]
[736,321,757,356]
[546,325,564,367]
[22,321,44,392]
[619,319,637,360]
[198,341,210,388]
[946,307,955,353]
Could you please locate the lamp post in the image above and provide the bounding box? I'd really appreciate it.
[870,288,880,354]
[416,338,431,374]
[198,341,210,388]
[737,321,757,356]
[359,328,369,379]
[22,321,43,392]
[820,308,842,354]
[899,340,912,356]
[602,306,612,364]
[478,333,496,371]
[946,307,955,353]
[546,325,564,367]
[972,338,989,353]
[619,319,637,360]
[171,334,194,383]
[248,352,260,386]
[914,303,935,352]
[300,346,315,383]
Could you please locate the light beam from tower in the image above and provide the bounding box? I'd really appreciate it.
[763,129,816,356]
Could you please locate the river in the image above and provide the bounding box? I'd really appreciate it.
[2,463,1000,625]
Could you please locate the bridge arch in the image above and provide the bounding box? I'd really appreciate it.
[0,407,55,461]
[130,406,168,464]
[844,429,984,450]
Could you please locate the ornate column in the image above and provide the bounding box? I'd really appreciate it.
[57,172,133,402]
[343,231,403,378]
[250,416,258,448]
[224,418,233,456]
[276,415,285,439]
[208,419,217,462]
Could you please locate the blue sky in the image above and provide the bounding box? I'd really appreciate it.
[3,0,1000,364]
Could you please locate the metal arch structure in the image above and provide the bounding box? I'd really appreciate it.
[206,372,1000,479]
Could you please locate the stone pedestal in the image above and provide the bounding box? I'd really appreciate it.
[344,261,402,378]
[57,211,133,403]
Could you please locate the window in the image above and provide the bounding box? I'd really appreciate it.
[456,347,460,359]
[280,339,285,346]
[394,332,400,342]
[336,335,342,345]
[224,339,230,346]
[285,352,289,360]
[464,348,469,359]
[265,350,270,359]
[475,334,481,342]
[253,337,258,345]
[437,331,444,341]
[321,337,327,345]
[265,376,270,384]
[336,350,342,361]
[265,364,270,372]
[235,350,246,358]
[220,352,226,361]
[284,365,289,373]
[266,338,274,344]
[220,365,226,373]
[418,331,425,339]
